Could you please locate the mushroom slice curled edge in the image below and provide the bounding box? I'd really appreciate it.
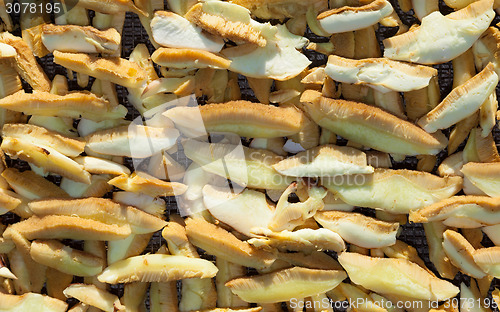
[337,252,460,301]
[0,292,67,311]
[97,254,218,284]
[461,162,500,197]
[301,90,447,156]
[225,267,347,303]
[473,247,500,278]
[442,230,487,279]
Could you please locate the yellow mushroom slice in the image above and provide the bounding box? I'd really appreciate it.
[182,140,294,190]
[108,172,188,197]
[277,250,342,271]
[314,211,399,248]
[381,240,434,275]
[438,152,464,177]
[0,256,16,280]
[28,197,166,234]
[384,0,494,64]
[482,224,500,245]
[74,156,130,176]
[0,90,127,121]
[59,175,113,199]
[0,292,67,311]
[424,222,458,280]
[301,90,447,155]
[185,217,276,270]
[442,230,487,278]
[338,252,459,301]
[322,168,462,214]
[226,267,346,304]
[1,168,68,200]
[0,59,22,98]
[0,189,23,216]
[232,0,326,20]
[107,232,153,265]
[113,191,166,218]
[473,247,500,278]
[473,26,500,73]
[63,284,125,312]
[317,0,393,34]
[76,0,146,15]
[325,55,437,93]
[461,162,500,197]
[97,254,218,284]
[152,47,231,69]
[216,258,249,308]
[409,196,500,228]
[40,24,120,54]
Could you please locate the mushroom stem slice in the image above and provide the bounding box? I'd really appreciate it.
[442,230,487,278]
[152,47,231,69]
[231,0,326,20]
[472,247,500,278]
[74,156,130,176]
[461,162,500,197]
[97,254,218,284]
[0,292,68,311]
[108,172,188,197]
[63,284,125,312]
[424,222,458,280]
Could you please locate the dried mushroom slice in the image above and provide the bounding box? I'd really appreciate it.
[276,250,342,271]
[97,254,218,284]
[461,162,500,197]
[74,156,130,176]
[152,47,231,69]
[442,230,486,278]
[473,26,500,72]
[63,284,125,312]
[424,222,458,279]
[314,211,399,248]
[0,292,67,311]
[337,252,460,301]
[383,0,495,64]
[301,90,447,155]
[438,152,464,177]
[0,59,22,98]
[1,168,68,200]
[226,267,346,303]
[317,0,393,34]
[76,0,146,16]
[409,196,500,228]
[381,240,434,275]
[473,247,500,278]
[108,172,188,197]
[322,168,462,214]
[216,258,249,309]
[113,191,166,218]
[482,224,500,245]
[232,0,326,20]
[0,189,22,215]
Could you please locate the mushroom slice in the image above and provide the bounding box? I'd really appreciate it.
[338,252,459,301]
[325,55,437,93]
[409,196,500,228]
[166,101,305,139]
[442,230,486,278]
[322,168,462,214]
[30,240,104,277]
[182,140,294,190]
[151,11,224,53]
[0,292,67,311]
[317,0,393,34]
[53,51,147,89]
[418,64,498,133]
[113,191,166,218]
[63,284,125,312]
[0,90,127,121]
[85,125,179,158]
[76,0,146,15]
[473,247,500,278]
[383,0,495,64]
[273,144,373,177]
[482,224,500,245]
[461,162,500,197]
[381,240,433,275]
[152,47,231,69]
[473,26,500,73]
[424,222,458,280]
[108,172,188,197]
[185,217,276,270]
[41,24,120,54]
[0,189,22,215]
[1,137,91,184]
[438,152,464,177]
[301,90,447,155]
[277,251,342,271]
[1,168,69,200]
[226,267,346,304]
[97,254,218,284]
[28,197,167,234]
[0,32,51,91]
[0,59,22,98]
[233,0,326,20]
[74,156,130,176]
[7,215,131,241]
[202,185,274,237]
[314,211,399,248]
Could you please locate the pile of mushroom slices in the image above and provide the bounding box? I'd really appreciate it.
[0,0,499,311]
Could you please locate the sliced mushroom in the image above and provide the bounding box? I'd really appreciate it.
[381,240,434,275]
[74,156,130,176]
[472,247,500,278]
[424,222,458,279]
[113,191,166,219]
[461,162,500,197]
[0,292,67,311]
[108,172,188,197]
[152,47,231,69]
[442,230,487,278]
[0,189,23,216]
[473,26,500,73]
[0,59,22,98]
[438,152,464,177]
[63,284,125,312]
[216,258,249,309]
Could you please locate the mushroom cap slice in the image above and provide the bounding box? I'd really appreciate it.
[322,168,462,214]
[1,168,69,200]
[317,0,393,34]
[337,252,460,301]
[473,26,500,74]
[74,156,130,176]
[0,189,22,215]
[461,162,500,197]
[63,284,125,312]
[97,254,218,284]
[76,0,146,15]
[152,47,231,69]
[232,0,326,19]
[225,267,347,303]
[301,90,447,155]
[0,292,67,312]
[151,11,224,53]
[314,211,399,248]
[473,247,500,278]
[409,196,500,228]
[325,55,437,93]
[482,224,500,245]
[383,0,495,64]
[273,144,373,177]
[442,230,487,278]
[108,172,188,197]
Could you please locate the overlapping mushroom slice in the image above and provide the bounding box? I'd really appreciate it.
[473,26,500,73]
[322,168,462,214]
[76,0,146,16]
[337,252,460,301]
[152,47,231,69]
[109,171,187,197]
[314,211,399,248]
[461,162,500,197]
[482,224,500,245]
[1,168,68,200]
[383,0,495,64]
[409,196,500,227]
[0,58,22,98]
[0,292,68,311]
[232,0,326,20]
[226,267,346,303]
[301,90,447,155]
[442,230,487,278]
[473,247,500,277]
[63,284,125,312]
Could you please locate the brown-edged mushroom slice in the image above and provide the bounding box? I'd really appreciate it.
[149,280,179,312]
[0,188,23,216]
[317,0,393,34]
[482,224,500,245]
[45,268,73,302]
[473,26,500,73]
[185,217,276,270]
[461,162,500,197]
[76,0,146,16]
[0,59,22,98]
[337,252,459,301]
[231,0,326,20]
[381,240,434,275]
[384,0,494,64]
[424,222,458,279]
[314,211,399,248]
[0,90,127,121]
[438,152,464,177]
[0,292,68,311]
[301,90,447,155]
[442,230,487,278]
[74,156,130,176]
[409,196,500,228]
[322,168,462,214]
[40,24,120,54]
[63,284,125,312]
[216,258,249,309]
[113,191,166,218]
[226,267,346,303]
[472,247,500,278]
[97,254,218,284]
[152,47,231,69]
[325,55,436,93]
[108,172,188,197]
